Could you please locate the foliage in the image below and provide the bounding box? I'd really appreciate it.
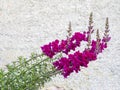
[0,53,61,90]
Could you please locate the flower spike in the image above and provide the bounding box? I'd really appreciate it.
[102,17,111,43]
[87,12,93,49]
[105,17,109,30]
[96,29,100,40]
[66,22,72,47]
[96,29,100,54]
[89,12,93,26]
[67,21,72,37]
[105,17,109,36]
[87,33,91,49]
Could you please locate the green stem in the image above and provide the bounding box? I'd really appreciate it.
[5,56,49,86]
[4,53,44,76]
[23,69,60,90]
[1,53,62,90]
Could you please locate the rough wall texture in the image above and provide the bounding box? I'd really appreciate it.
[0,0,120,90]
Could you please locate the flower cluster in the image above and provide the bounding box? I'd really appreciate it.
[90,39,107,54]
[53,49,97,78]
[53,35,109,78]
[41,14,111,78]
[41,32,86,58]
[52,34,110,78]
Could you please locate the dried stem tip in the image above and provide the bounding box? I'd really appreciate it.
[87,32,91,49]
[95,29,101,54]
[66,22,72,45]
[67,21,72,36]
[89,12,93,26]
[105,17,109,30]
[96,29,100,40]
[104,17,109,37]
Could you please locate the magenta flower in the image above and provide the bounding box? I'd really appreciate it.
[71,32,86,42]
[102,36,111,43]
[53,51,93,78]
[90,39,108,54]
[41,32,86,57]
[59,40,67,51]
[53,57,73,78]
[41,43,55,58]
[90,40,97,53]
[68,53,81,73]
[51,39,60,52]
[83,49,97,61]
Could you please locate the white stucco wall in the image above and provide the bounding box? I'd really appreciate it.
[0,0,120,90]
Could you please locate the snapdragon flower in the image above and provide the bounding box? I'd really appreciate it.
[41,32,86,58]
[41,14,111,78]
[53,49,97,78]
